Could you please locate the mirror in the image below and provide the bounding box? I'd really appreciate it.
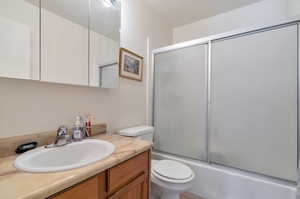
[0,0,40,80]
[90,0,121,88]
[0,0,120,88]
[41,0,90,86]
[40,0,121,87]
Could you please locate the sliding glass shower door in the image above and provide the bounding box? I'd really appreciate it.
[210,25,298,181]
[153,24,298,182]
[153,44,208,161]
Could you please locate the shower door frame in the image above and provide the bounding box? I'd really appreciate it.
[152,40,210,162]
[151,19,300,184]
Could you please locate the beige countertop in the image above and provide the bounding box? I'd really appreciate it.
[0,134,152,199]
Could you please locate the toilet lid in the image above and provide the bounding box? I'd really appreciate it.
[153,160,193,181]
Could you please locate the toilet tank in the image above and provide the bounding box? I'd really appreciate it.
[118,126,154,142]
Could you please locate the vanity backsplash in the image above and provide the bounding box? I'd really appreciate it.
[0,123,107,158]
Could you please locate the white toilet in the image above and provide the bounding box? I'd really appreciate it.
[119,126,195,199]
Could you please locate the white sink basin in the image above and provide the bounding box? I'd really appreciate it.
[14,139,115,173]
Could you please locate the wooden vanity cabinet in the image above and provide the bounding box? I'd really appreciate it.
[49,174,105,199]
[49,150,150,199]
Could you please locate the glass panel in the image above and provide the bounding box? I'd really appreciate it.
[210,25,298,181]
[154,44,208,161]
[0,0,39,80]
[89,0,120,88]
[41,0,89,86]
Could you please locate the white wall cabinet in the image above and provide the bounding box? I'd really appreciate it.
[0,0,120,88]
[210,24,298,181]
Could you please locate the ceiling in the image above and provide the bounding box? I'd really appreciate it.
[145,0,263,27]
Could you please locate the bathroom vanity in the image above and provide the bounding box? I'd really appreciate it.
[50,150,150,199]
[0,135,152,199]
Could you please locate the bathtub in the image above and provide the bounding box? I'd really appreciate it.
[152,151,297,199]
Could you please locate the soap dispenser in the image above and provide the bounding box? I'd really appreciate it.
[72,116,84,141]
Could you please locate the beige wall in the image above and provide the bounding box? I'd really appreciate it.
[173,0,289,43]
[0,0,172,138]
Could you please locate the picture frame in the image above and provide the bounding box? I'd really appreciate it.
[119,48,143,81]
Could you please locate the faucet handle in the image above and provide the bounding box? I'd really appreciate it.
[57,125,68,136]
[52,125,71,147]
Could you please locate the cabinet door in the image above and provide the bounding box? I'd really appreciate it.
[41,0,89,86]
[50,173,106,199]
[108,174,148,199]
[210,24,298,181]
[50,177,99,199]
[0,0,40,80]
[89,0,120,88]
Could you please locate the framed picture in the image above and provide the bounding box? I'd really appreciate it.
[119,48,143,81]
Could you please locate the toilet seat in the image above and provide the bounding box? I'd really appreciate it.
[152,160,195,184]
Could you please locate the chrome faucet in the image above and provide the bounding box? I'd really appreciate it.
[54,126,71,147]
[45,122,90,149]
